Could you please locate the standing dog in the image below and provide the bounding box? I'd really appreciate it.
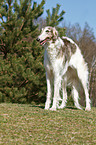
[37,26,91,111]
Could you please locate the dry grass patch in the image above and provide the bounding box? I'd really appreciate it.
[0,103,96,144]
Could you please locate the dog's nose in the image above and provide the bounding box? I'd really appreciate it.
[36,38,40,42]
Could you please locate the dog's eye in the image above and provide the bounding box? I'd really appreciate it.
[46,30,50,33]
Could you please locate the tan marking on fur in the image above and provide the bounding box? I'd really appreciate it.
[61,39,77,62]
[57,40,76,63]
[63,39,76,54]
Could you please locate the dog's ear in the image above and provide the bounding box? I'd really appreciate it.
[42,28,44,31]
[53,27,58,40]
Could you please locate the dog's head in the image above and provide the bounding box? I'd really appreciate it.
[36,26,58,45]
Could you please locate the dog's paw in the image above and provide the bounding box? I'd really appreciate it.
[49,107,56,111]
[85,107,91,111]
[45,107,49,110]
[76,106,83,110]
[57,104,66,109]
[45,103,50,110]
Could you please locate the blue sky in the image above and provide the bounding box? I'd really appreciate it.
[36,0,96,36]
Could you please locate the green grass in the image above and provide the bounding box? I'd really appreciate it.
[0,103,96,145]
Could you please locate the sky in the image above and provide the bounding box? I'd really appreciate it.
[35,0,96,36]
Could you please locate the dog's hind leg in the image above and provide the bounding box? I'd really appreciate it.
[84,86,91,111]
[76,67,91,111]
[72,86,82,110]
[81,81,91,111]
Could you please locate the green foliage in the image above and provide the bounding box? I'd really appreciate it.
[0,0,45,58]
[46,4,65,27]
[56,27,66,37]
[0,0,46,103]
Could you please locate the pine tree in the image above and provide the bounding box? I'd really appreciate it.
[0,0,46,103]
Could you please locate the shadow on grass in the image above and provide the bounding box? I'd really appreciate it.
[30,105,45,109]
[30,105,84,111]
[66,106,84,110]
[66,106,78,110]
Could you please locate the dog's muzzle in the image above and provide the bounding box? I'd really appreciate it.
[36,38,40,42]
[36,37,49,45]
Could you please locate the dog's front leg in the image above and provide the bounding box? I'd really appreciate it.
[45,72,53,110]
[50,75,61,111]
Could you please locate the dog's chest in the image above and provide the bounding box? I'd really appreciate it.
[44,44,64,72]
[46,39,63,60]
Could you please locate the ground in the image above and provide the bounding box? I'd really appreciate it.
[0,103,96,144]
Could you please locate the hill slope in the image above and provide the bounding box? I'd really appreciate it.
[0,103,96,144]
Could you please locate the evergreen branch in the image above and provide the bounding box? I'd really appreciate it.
[0,38,6,52]
[51,8,56,20]
[17,2,31,35]
[0,46,5,52]
[0,14,5,23]
[55,4,60,16]
[20,4,30,31]
[59,10,65,17]
[32,0,45,19]
[46,9,51,25]
[19,20,25,32]
[0,38,7,58]
[46,4,65,27]
[0,45,5,52]
[7,0,12,21]
[0,38,5,47]
[32,2,37,10]
[18,80,28,88]
[58,17,63,22]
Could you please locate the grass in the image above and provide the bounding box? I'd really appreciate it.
[0,103,96,145]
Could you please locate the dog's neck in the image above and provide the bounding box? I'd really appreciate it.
[44,37,65,65]
[44,37,64,55]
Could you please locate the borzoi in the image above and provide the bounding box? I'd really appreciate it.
[37,26,91,111]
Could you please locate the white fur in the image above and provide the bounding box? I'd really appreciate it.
[37,26,91,111]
